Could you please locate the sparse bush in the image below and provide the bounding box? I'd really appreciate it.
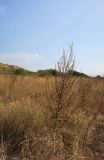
[14,68,27,75]
[36,69,57,76]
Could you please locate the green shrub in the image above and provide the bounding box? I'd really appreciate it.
[14,68,27,75]
[36,69,57,76]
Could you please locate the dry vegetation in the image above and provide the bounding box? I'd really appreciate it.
[0,53,104,160]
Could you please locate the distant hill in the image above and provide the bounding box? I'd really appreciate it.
[0,63,31,75]
[0,63,88,77]
[34,69,88,77]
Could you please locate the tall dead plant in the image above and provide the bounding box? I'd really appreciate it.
[46,44,76,158]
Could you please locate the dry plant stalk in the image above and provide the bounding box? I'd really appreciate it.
[48,44,76,130]
[46,44,76,157]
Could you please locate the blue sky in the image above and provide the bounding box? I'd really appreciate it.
[0,0,104,75]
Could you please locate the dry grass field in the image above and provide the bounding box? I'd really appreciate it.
[1,0,104,159]
[0,74,103,160]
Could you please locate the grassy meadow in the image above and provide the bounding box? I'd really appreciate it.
[0,74,103,160]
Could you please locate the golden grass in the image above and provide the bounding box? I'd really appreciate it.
[0,75,103,160]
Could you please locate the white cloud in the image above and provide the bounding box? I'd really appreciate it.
[0,52,44,71]
[0,52,42,60]
[0,5,7,15]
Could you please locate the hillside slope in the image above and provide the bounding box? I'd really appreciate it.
[0,63,30,75]
[35,69,88,77]
[0,63,88,77]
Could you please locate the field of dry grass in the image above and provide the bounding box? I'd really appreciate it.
[0,74,103,160]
